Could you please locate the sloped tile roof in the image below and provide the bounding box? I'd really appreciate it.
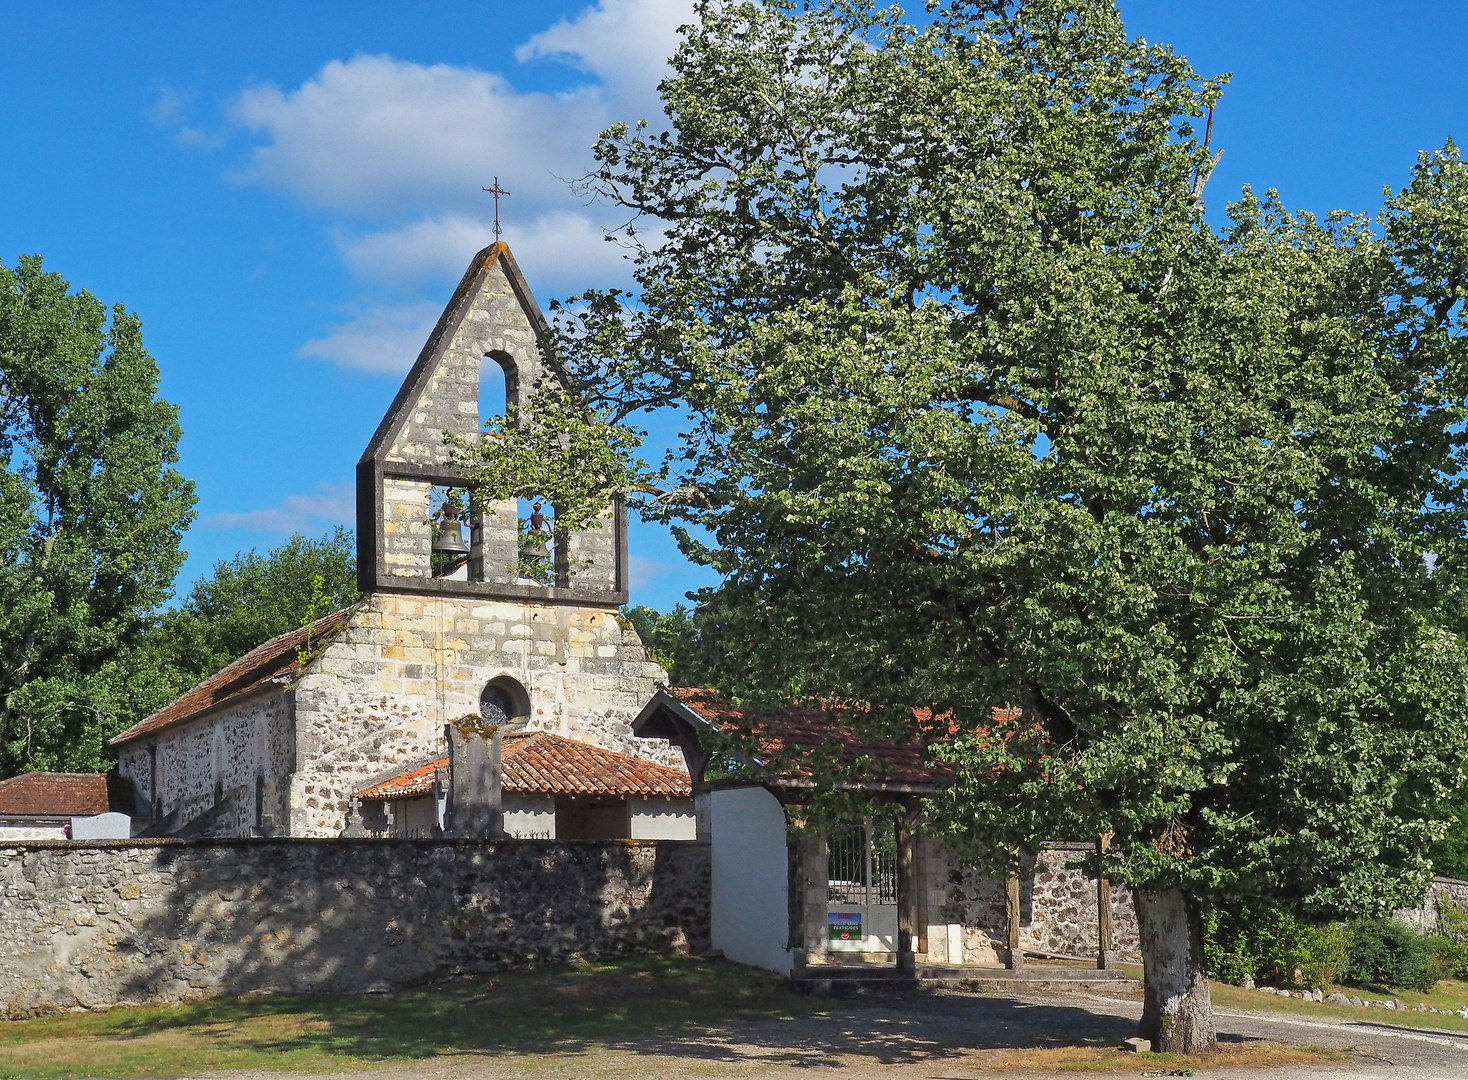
[356,732,692,801]
[503,732,691,796]
[357,758,444,802]
[110,609,353,747]
[0,772,134,818]
[642,688,959,791]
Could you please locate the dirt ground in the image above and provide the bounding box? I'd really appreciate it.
[199,988,1468,1080]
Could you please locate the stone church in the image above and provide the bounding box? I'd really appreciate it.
[111,243,692,840]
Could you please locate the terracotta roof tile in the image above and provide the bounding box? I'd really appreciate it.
[110,609,353,747]
[356,732,691,801]
[0,772,134,818]
[664,689,956,790]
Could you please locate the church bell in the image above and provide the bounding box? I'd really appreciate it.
[433,514,470,557]
[519,501,550,561]
[518,531,549,561]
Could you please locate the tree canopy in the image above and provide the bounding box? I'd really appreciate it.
[454,0,1468,1049]
[0,255,197,775]
[138,527,359,708]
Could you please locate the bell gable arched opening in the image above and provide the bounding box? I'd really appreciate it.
[479,353,517,432]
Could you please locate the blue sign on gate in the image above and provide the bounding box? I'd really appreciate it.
[828,911,862,941]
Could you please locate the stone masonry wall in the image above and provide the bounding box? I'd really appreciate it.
[289,593,676,837]
[116,690,294,838]
[938,845,1141,964]
[1396,876,1468,935]
[382,251,617,595]
[0,838,709,1019]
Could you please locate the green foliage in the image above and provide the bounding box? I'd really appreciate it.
[0,255,196,775]
[609,0,1465,910]
[620,604,708,686]
[1202,904,1347,990]
[456,0,1468,1008]
[140,528,358,709]
[1431,785,1468,880]
[1432,903,1468,980]
[1344,919,1440,992]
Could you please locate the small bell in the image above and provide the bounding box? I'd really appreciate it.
[433,506,470,557]
[519,502,550,561]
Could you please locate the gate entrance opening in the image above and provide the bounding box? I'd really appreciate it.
[826,818,898,952]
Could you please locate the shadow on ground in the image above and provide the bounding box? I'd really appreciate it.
[38,957,1268,1073]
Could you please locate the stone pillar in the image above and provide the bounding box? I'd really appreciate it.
[443,719,502,837]
[895,807,919,972]
[787,825,827,970]
[1006,870,1025,970]
[1097,832,1116,970]
[919,838,963,966]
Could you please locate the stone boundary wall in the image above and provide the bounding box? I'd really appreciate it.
[940,844,1142,964]
[1396,876,1468,935]
[0,838,709,1019]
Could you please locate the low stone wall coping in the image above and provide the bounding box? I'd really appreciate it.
[0,837,707,852]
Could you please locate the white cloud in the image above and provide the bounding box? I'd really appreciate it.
[340,210,636,290]
[203,482,355,533]
[297,301,442,373]
[517,0,690,99]
[147,83,224,150]
[218,0,692,369]
[232,55,605,217]
[147,84,192,127]
[628,552,667,593]
[338,215,498,287]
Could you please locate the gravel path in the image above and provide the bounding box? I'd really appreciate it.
[199,988,1468,1080]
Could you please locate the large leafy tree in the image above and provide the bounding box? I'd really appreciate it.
[138,527,359,710]
[0,256,196,775]
[456,0,1468,1051]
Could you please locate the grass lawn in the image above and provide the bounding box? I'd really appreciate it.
[0,956,819,1079]
[1210,976,1468,1032]
[0,956,1348,1080]
[1116,965,1468,1034]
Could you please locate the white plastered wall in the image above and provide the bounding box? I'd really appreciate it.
[630,796,696,839]
[504,793,555,838]
[710,785,792,976]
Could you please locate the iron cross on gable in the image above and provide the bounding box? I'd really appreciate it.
[482,176,511,240]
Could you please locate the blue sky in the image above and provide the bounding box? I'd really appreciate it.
[1,0,1464,612]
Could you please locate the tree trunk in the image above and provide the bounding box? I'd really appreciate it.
[1135,887,1214,1054]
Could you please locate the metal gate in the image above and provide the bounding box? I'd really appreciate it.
[826,818,897,951]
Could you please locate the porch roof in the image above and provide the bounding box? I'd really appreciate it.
[355,731,692,801]
[633,688,959,795]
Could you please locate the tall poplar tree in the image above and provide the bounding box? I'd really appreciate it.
[0,256,196,774]
[456,1,1468,1050]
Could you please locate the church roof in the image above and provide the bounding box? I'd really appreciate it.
[633,687,958,793]
[110,609,353,747]
[355,731,692,801]
[0,772,135,819]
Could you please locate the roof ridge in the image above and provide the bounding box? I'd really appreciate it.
[110,605,356,747]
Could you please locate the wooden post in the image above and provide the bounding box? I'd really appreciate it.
[1097,831,1115,970]
[1005,868,1024,970]
[894,806,918,972]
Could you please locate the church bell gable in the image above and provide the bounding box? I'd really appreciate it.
[355,243,627,605]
